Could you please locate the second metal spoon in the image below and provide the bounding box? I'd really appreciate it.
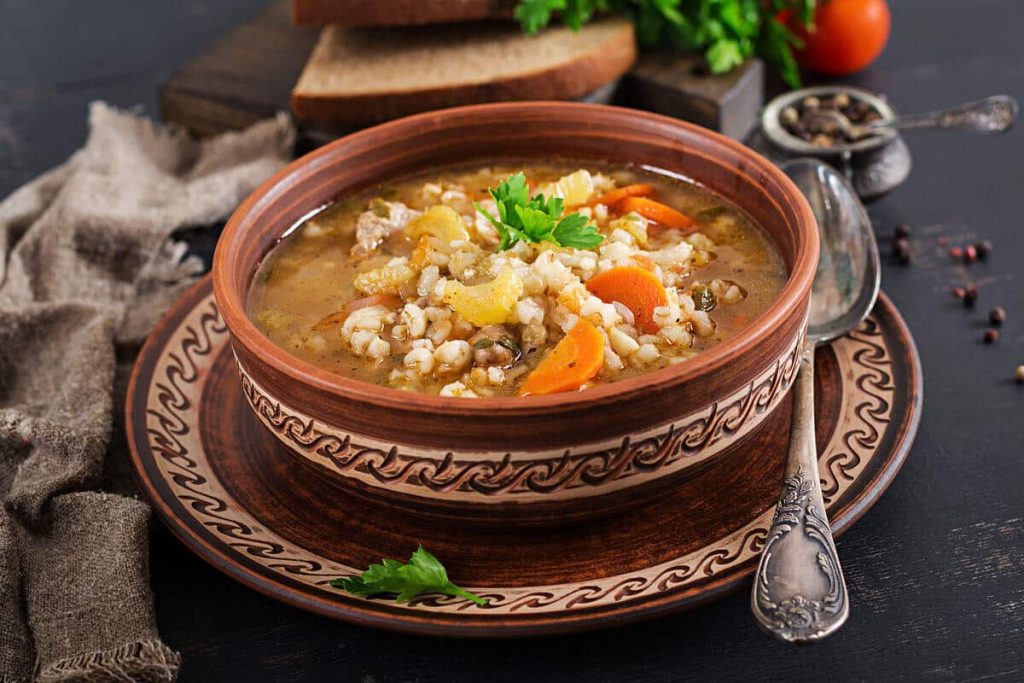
[751,158,881,643]
[806,94,1018,141]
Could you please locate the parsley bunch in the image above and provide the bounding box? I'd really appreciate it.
[331,546,487,606]
[477,173,604,251]
[515,0,816,88]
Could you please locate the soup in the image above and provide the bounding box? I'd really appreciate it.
[248,162,787,397]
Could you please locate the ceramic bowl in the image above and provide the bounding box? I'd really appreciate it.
[213,102,818,522]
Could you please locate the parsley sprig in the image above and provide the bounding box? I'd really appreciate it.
[514,0,816,88]
[476,173,604,251]
[330,546,487,606]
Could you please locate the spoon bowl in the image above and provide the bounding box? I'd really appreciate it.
[788,158,881,342]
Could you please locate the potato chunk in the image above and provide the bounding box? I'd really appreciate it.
[405,205,471,243]
[353,264,416,295]
[553,169,594,207]
[443,266,523,326]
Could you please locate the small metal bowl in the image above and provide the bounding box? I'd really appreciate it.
[760,86,911,199]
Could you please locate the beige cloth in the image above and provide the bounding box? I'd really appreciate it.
[0,102,294,682]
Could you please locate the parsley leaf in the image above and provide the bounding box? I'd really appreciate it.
[330,546,487,606]
[476,172,604,251]
[513,0,816,88]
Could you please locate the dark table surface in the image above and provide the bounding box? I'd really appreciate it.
[3,1,1023,680]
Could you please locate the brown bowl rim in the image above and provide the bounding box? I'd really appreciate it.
[213,102,818,415]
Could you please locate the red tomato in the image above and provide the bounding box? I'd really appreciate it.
[788,0,891,76]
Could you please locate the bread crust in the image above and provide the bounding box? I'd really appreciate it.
[291,21,637,126]
[293,0,514,27]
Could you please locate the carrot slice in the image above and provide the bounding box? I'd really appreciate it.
[585,265,668,334]
[519,319,605,396]
[618,196,696,231]
[588,183,655,207]
[312,294,402,331]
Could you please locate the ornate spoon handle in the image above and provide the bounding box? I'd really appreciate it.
[870,94,1018,134]
[751,344,849,642]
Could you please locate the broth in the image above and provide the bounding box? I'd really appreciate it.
[248,161,787,397]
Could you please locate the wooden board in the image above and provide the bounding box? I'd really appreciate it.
[126,276,921,637]
[160,0,764,145]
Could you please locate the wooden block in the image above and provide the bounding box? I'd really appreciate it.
[619,54,764,140]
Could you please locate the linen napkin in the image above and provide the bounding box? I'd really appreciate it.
[0,102,294,682]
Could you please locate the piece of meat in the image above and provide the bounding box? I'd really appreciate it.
[469,325,521,368]
[351,199,420,257]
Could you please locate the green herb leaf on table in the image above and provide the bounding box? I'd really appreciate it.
[330,546,487,606]
[513,0,816,89]
[476,172,604,251]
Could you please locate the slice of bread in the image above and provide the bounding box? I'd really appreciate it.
[291,18,637,127]
[293,0,514,27]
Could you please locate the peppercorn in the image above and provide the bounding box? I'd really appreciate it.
[894,237,911,263]
[989,307,1006,326]
[937,236,948,246]
[952,287,966,299]
[811,134,834,148]
[894,224,911,239]
[780,106,800,127]
[950,246,963,259]
[984,328,999,344]
[964,286,979,307]
[1016,366,1024,384]
[963,245,978,263]
[976,239,993,259]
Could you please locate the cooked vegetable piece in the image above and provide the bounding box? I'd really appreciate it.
[353,264,416,295]
[585,266,668,334]
[609,212,649,247]
[519,319,605,396]
[552,169,595,206]
[691,284,717,312]
[588,183,654,207]
[618,197,696,231]
[405,205,471,243]
[443,266,523,326]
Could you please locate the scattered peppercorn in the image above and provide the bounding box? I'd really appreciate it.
[950,246,963,259]
[1016,366,1024,384]
[975,239,993,259]
[964,286,979,307]
[989,307,1006,326]
[984,328,1000,344]
[894,224,911,239]
[952,287,966,299]
[894,237,911,264]
[963,245,978,263]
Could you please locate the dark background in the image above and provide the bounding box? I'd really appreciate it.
[2,0,1022,680]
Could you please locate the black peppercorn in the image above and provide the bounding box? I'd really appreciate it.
[975,239,993,259]
[984,328,999,344]
[989,307,1006,326]
[894,224,911,239]
[894,237,911,264]
[964,286,979,307]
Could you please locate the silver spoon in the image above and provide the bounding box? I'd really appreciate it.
[751,158,881,643]
[805,94,1018,141]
